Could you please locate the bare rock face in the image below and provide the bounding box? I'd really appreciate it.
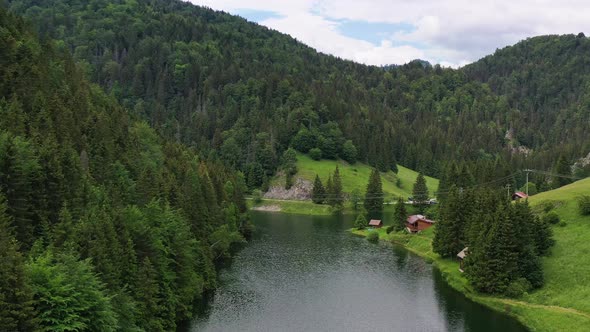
[264,178,313,200]
[573,151,590,172]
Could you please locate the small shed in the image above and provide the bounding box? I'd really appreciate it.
[405,215,435,233]
[457,247,468,273]
[368,219,383,228]
[512,191,528,200]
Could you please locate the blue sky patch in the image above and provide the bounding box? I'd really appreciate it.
[234,9,283,22]
[336,20,415,45]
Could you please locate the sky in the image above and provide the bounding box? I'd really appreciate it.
[187,0,590,68]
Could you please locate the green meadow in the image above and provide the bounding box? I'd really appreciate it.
[272,153,439,200]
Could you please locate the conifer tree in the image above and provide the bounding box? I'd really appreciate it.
[354,210,368,230]
[311,175,325,204]
[0,194,36,331]
[325,175,334,205]
[364,169,383,219]
[433,186,466,257]
[331,166,343,207]
[393,196,407,231]
[554,155,572,187]
[412,172,429,213]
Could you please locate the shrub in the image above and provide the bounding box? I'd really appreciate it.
[252,189,263,204]
[309,148,322,161]
[505,278,532,298]
[541,201,555,213]
[366,231,379,243]
[558,221,567,227]
[386,225,394,234]
[542,211,560,225]
[578,195,590,216]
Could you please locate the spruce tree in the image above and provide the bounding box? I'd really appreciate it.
[354,210,367,230]
[554,155,572,187]
[0,195,37,331]
[433,186,466,257]
[393,196,407,231]
[311,175,325,204]
[364,169,383,219]
[412,172,429,213]
[331,166,343,207]
[325,175,334,205]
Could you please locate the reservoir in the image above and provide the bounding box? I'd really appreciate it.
[192,212,526,331]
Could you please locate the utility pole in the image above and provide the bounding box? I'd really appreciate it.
[505,183,511,200]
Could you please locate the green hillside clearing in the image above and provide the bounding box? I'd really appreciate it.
[272,153,439,200]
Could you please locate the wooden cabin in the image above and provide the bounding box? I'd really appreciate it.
[512,191,529,200]
[368,219,383,228]
[405,215,435,233]
[457,247,468,273]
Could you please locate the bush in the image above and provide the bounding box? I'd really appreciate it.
[505,278,532,298]
[309,148,322,161]
[386,225,394,234]
[578,195,590,216]
[558,221,567,227]
[542,211,560,225]
[252,189,263,204]
[366,231,379,243]
[541,201,555,213]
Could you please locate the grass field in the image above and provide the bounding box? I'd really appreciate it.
[351,179,590,332]
[524,178,590,315]
[272,153,439,200]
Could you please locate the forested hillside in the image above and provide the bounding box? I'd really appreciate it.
[465,34,590,172]
[0,8,249,331]
[7,0,590,190]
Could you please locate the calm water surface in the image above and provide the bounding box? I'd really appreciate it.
[192,212,526,332]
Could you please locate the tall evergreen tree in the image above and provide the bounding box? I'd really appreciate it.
[554,155,572,187]
[311,175,325,204]
[0,194,36,331]
[412,172,429,213]
[364,169,383,219]
[433,186,468,257]
[393,196,407,231]
[330,166,343,207]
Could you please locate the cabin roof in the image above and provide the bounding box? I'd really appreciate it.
[368,219,382,226]
[406,215,435,224]
[513,191,528,199]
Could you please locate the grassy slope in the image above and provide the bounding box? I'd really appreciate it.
[524,178,590,314]
[273,153,439,200]
[351,180,590,332]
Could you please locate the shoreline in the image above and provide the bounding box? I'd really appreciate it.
[350,227,590,332]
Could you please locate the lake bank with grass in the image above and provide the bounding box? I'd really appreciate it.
[351,221,590,332]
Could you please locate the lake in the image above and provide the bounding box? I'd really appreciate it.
[191,211,526,332]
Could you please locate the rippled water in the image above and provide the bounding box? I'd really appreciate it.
[192,212,526,332]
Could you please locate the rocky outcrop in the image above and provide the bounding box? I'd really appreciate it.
[264,178,312,200]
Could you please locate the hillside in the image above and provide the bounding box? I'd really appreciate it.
[269,154,438,200]
[6,0,590,186]
[0,8,248,331]
[525,178,590,314]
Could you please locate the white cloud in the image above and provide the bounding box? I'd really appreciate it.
[187,0,590,67]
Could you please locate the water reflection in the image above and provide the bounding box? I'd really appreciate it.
[192,211,525,332]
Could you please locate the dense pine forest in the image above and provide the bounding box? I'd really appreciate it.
[5,0,590,189]
[1,0,590,330]
[0,7,249,331]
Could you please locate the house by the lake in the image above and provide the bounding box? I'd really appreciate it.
[512,191,528,200]
[457,247,468,273]
[368,219,383,228]
[406,215,435,233]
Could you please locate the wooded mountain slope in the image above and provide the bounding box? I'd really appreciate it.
[0,7,249,331]
[6,0,590,187]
